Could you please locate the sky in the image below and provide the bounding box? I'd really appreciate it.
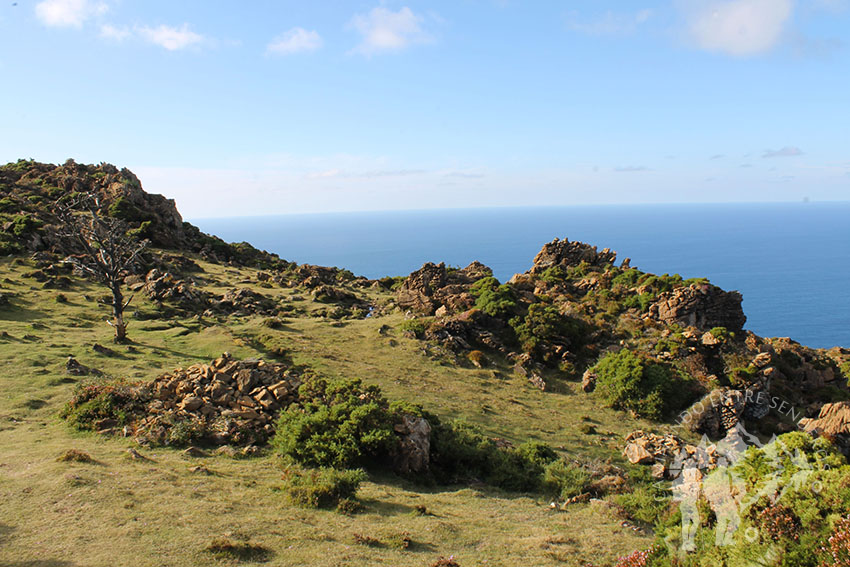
[0,0,848,217]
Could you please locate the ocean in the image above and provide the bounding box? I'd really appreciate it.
[192,202,850,349]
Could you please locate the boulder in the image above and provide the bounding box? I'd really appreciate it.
[393,415,432,474]
[800,402,850,456]
[624,442,654,465]
[581,369,597,393]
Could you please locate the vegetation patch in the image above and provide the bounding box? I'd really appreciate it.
[280,465,366,509]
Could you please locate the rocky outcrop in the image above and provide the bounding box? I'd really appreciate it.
[396,261,492,316]
[425,309,507,353]
[647,284,746,333]
[213,288,277,315]
[800,402,850,456]
[528,238,617,275]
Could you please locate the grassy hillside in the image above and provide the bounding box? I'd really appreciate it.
[0,254,656,566]
[2,160,849,567]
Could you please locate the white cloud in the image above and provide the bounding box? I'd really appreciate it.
[566,9,653,36]
[35,0,107,28]
[682,0,793,56]
[137,24,204,51]
[267,28,322,55]
[763,146,804,158]
[349,6,432,55]
[100,23,130,41]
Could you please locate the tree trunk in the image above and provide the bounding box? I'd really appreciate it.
[110,282,128,343]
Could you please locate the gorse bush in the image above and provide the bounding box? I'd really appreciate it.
[470,277,518,318]
[592,349,695,420]
[642,432,850,567]
[272,375,399,469]
[542,459,590,500]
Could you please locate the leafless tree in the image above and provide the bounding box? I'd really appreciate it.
[55,194,148,343]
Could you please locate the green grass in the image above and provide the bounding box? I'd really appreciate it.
[0,253,655,566]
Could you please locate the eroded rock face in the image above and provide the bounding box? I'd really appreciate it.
[648,284,746,333]
[528,238,617,274]
[396,261,492,316]
[393,415,432,474]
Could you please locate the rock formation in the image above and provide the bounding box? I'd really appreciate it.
[528,238,617,274]
[647,284,746,333]
[396,261,492,315]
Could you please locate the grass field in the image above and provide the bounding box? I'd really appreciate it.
[0,254,658,566]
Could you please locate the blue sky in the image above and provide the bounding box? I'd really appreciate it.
[1,0,848,217]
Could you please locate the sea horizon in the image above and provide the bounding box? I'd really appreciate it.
[193,201,850,350]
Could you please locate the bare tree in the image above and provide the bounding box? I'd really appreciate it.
[55,194,149,343]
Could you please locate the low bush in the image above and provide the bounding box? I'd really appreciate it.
[592,349,695,420]
[542,459,590,500]
[281,465,366,509]
[398,319,426,338]
[60,377,145,431]
[470,277,518,318]
[510,302,588,363]
[272,375,399,469]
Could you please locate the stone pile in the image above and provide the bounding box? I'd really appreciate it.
[133,353,301,446]
[623,430,720,479]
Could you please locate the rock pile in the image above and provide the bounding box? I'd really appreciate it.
[127,268,208,308]
[623,430,721,479]
[133,353,301,446]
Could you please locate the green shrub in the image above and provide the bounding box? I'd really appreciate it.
[510,303,588,362]
[542,459,590,500]
[593,349,694,420]
[280,465,366,509]
[398,319,426,338]
[272,376,398,469]
[60,377,144,430]
[429,419,557,492]
[470,277,518,318]
[6,214,43,237]
[108,196,150,223]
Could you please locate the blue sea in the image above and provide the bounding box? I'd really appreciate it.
[192,203,850,349]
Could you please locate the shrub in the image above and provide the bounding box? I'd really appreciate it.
[60,377,144,430]
[592,349,691,420]
[281,465,366,509]
[429,419,558,491]
[510,303,588,362]
[470,277,518,318]
[542,459,590,500]
[398,319,426,338]
[204,538,272,562]
[272,375,398,469]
